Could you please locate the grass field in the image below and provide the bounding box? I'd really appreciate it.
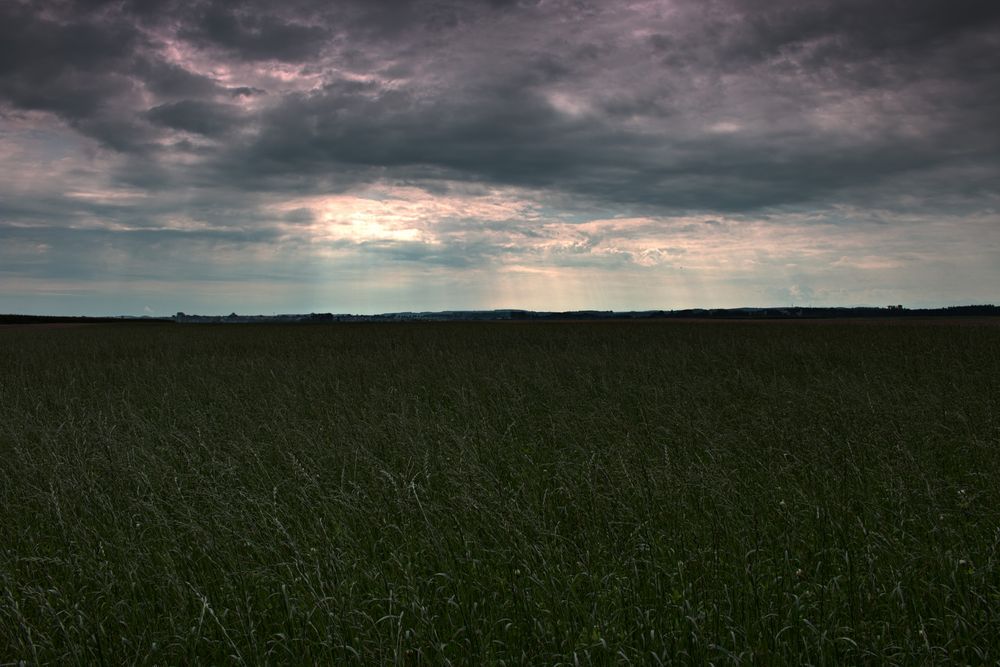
[1,320,999,664]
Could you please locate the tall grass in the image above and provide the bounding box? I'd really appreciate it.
[1,321,998,664]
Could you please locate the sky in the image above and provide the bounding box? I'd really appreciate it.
[1,0,998,316]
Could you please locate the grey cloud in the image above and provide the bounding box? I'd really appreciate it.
[180,4,331,62]
[656,0,1000,73]
[0,3,158,151]
[0,225,280,284]
[2,0,999,236]
[159,0,991,214]
[146,100,244,137]
[352,240,484,268]
[281,207,315,224]
[135,59,224,99]
[0,4,140,113]
[0,4,138,78]
[229,86,267,98]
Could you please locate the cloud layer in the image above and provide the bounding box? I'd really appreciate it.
[2,0,998,314]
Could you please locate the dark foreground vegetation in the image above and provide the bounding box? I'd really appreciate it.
[1,321,998,664]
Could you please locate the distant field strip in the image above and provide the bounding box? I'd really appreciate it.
[1,321,998,664]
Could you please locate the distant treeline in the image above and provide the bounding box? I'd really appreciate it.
[622,304,1000,320]
[4,305,999,325]
[201,305,1000,323]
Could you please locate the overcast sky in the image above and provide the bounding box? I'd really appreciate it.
[2,0,998,315]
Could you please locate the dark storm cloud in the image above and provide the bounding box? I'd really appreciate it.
[179,4,331,62]
[135,59,225,99]
[146,100,244,137]
[183,0,1000,212]
[2,0,999,225]
[0,10,135,120]
[713,0,1000,65]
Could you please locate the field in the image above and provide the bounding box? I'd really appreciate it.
[1,320,999,664]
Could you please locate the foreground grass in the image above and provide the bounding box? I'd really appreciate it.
[1,320,998,664]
